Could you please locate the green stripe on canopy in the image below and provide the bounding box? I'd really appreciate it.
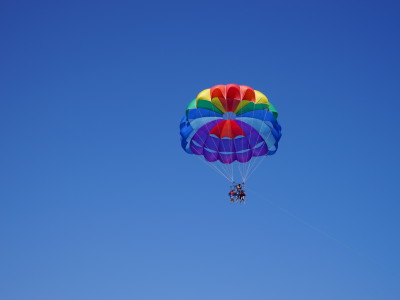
[268,103,278,119]
[196,100,224,114]
[186,99,197,110]
[236,103,267,115]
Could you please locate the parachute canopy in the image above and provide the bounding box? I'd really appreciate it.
[179,84,282,182]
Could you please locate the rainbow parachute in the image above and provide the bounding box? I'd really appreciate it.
[180,84,282,182]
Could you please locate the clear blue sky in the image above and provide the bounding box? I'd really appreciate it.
[1,1,399,299]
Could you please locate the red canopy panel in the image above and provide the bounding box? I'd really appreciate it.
[209,120,245,138]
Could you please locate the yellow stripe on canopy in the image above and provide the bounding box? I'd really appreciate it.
[255,90,269,104]
[196,89,211,101]
[211,97,226,113]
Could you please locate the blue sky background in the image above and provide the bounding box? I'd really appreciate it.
[1,0,400,299]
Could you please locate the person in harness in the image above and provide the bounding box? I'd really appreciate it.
[239,189,246,203]
[228,189,236,202]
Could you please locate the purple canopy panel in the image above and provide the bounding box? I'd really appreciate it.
[235,120,265,148]
[204,135,221,151]
[236,150,252,163]
[203,149,219,162]
[219,152,236,164]
[245,131,264,148]
[189,140,204,155]
[233,136,251,152]
[192,131,209,147]
[218,138,234,153]
[252,143,269,156]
